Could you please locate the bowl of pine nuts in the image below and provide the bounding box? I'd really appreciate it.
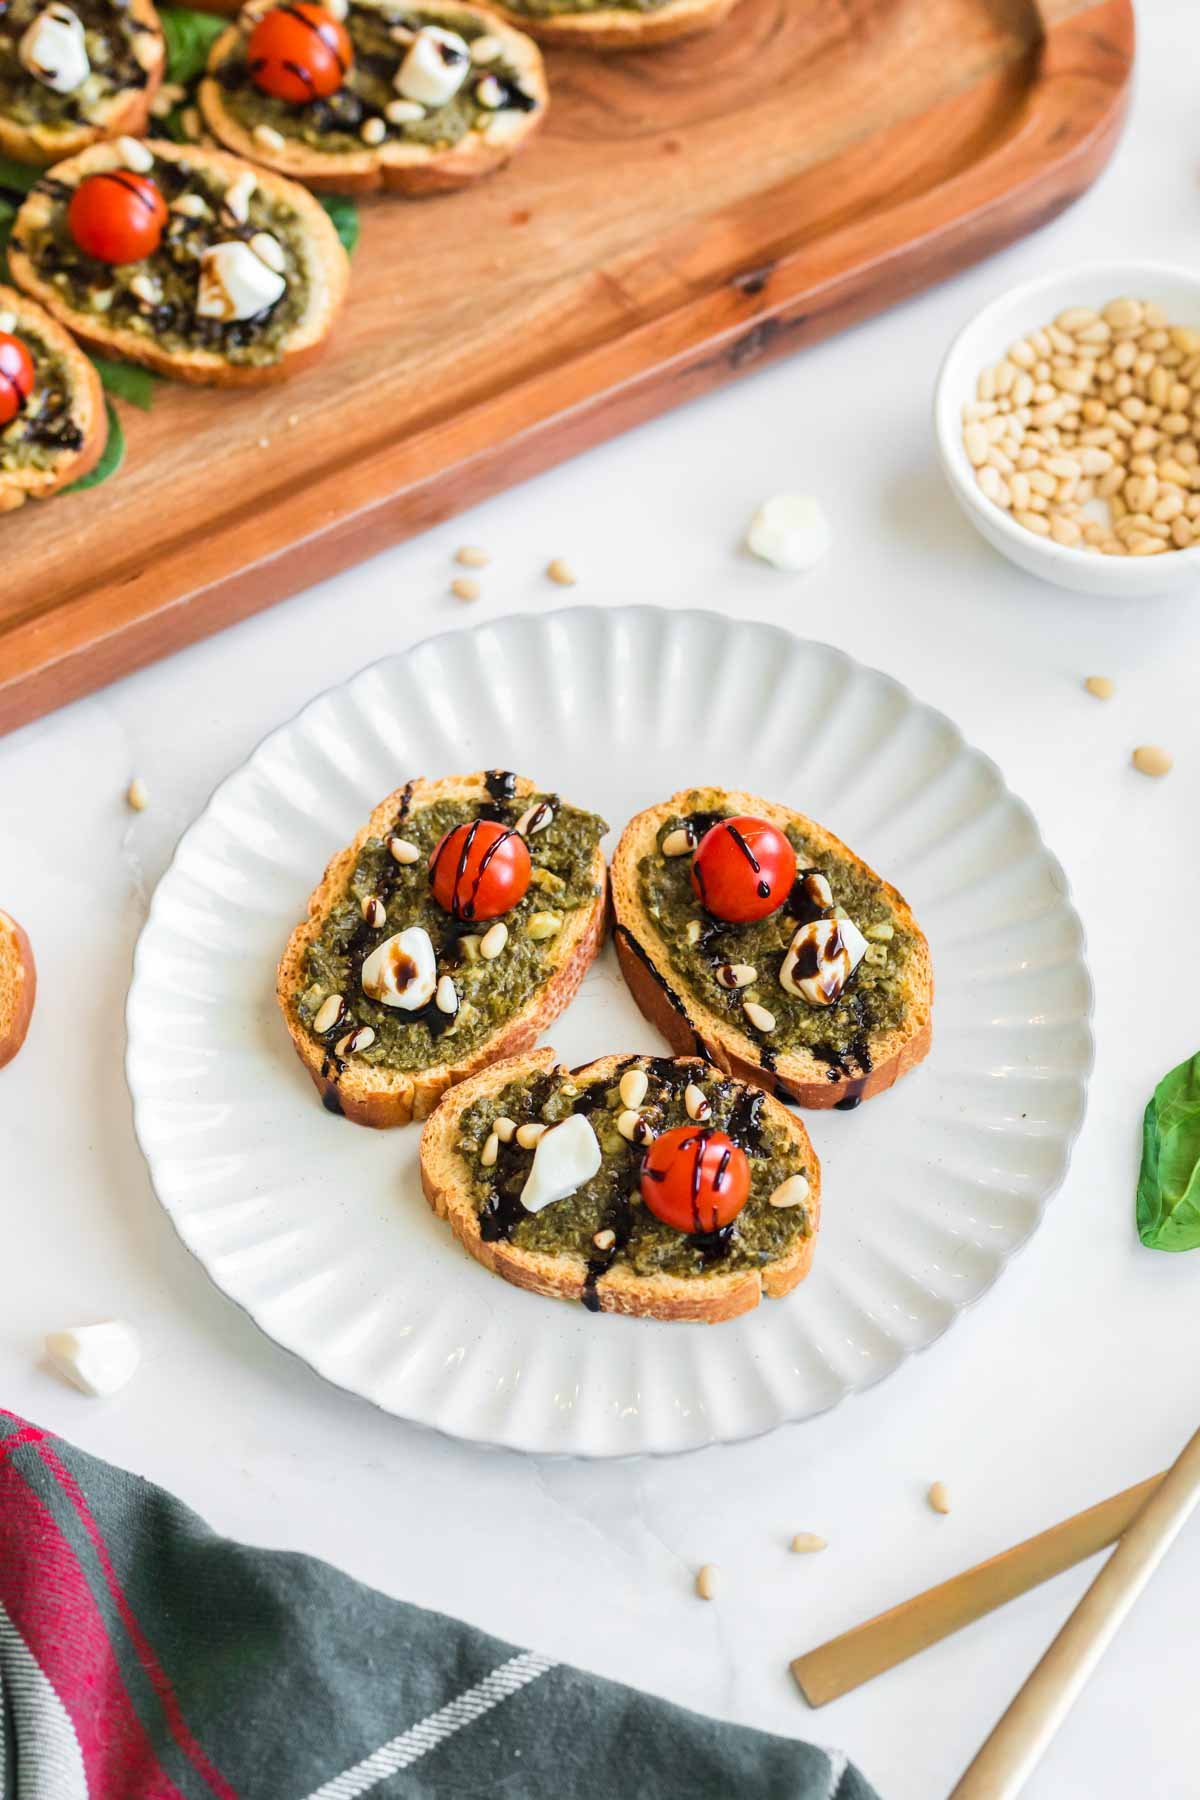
[935,262,1200,595]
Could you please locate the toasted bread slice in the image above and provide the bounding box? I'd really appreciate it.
[611,788,933,1110]
[277,772,608,1127]
[489,0,739,50]
[420,1048,821,1321]
[200,1,546,196]
[8,138,348,386]
[0,910,36,1069]
[0,0,164,167]
[0,283,105,511]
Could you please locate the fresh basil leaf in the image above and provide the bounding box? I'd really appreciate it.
[159,5,226,86]
[89,355,158,410]
[319,194,360,257]
[1136,1051,1200,1251]
[66,398,124,493]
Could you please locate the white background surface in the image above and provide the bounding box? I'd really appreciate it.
[2,3,1198,1794]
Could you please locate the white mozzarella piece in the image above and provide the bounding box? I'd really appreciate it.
[196,240,286,323]
[395,25,470,107]
[20,5,89,94]
[45,1321,141,1396]
[747,494,832,572]
[519,1114,602,1215]
[360,926,436,1011]
[780,915,868,1007]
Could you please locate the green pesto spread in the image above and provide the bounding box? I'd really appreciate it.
[459,1060,812,1280]
[296,786,606,1075]
[0,324,81,471]
[638,789,914,1075]
[213,6,537,157]
[17,153,312,365]
[0,0,154,131]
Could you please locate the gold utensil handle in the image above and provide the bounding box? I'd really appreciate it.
[950,1426,1200,1799]
[791,1474,1162,1708]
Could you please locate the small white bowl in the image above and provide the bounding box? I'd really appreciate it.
[934,261,1200,598]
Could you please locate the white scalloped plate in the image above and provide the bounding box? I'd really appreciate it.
[126,608,1093,1457]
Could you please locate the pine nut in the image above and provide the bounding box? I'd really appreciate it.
[685,919,703,946]
[313,993,345,1034]
[516,1121,547,1149]
[617,1109,654,1145]
[456,545,490,567]
[480,922,508,959]
[335,1026,375,1057]
[619,1067,649,1109]
[435,975,458,1015]
[546,558,576,587]
[362,895,386,928]
[964,423,989,465]
[768,1174,810,1209]
[480,1132,499,1168]
[1132,745,1172,777]
[451,576,480,602]
[716,962,757,989]
[928,1481,951,1515]
[791,1533,827,1554]
[126,776,149,811]
[743,1000,776,1033]
[695,1564,718,1601]
[389,836,420,864]
[1084,675,1115,700]
[253,124,285,152]
[592,1228,616,1252]
[385,99,425,125]
[515,801,555,836]
[661,827,694,858]
[684,1083,711,1121]
[1015,510,1050,536]
[494,1116,517,1142]
[361,118,386,146]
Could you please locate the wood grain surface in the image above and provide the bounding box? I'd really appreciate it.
[0,0,1134,735]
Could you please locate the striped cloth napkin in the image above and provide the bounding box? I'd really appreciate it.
[0,1411,879,1799]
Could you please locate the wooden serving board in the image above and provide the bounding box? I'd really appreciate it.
[0,0,1133,735]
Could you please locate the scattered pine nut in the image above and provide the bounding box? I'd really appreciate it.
[126,777,149,812]
[546,558,576,587]
[1132,745,1173,777]
[928,1481,951,1515]
[695,1563,718,1601]
[451,576,481,602]
[455,546,490,568]
[592,1228,616,1252]
[1084,675,1115,701]
[790,1533,827,1554]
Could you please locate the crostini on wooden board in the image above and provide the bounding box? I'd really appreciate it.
[0,280,105,507]
[7,135,349,382]
[200,1,546,195]
[0,0,165,166]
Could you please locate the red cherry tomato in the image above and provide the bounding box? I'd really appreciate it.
[67,172,167,265]
[0,330,34,428]
[429,819,531,922]
[640,1124,750,1236]
[248,3,352,103]
[690,815,796,924]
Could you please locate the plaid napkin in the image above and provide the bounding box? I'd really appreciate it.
[0,1412,879,1799]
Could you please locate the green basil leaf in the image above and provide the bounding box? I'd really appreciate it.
[1136,1051,1200,1251]
[66,398,124,493]
[89,355,158,410]
[319,193,360,257]
[158,5,226,86]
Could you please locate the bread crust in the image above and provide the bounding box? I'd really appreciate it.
[276,772,608,1128]
[611,789,933,1110]
[0,0,164,167]
[0,909,37,1069]
[489,0,738,49]
[199,2,546,196]
[7,138,349,386]
[420,1048,821,1321]
[0,282,106,512]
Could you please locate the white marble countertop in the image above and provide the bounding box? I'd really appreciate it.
[4,5,1199,1794]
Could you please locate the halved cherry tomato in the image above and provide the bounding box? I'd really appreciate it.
[0,331,34,427]
[429,819,531,922]
[690,815,796,924]
[67,172,167,265]
[640,1124,750,1235]
[248,3,352,104]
